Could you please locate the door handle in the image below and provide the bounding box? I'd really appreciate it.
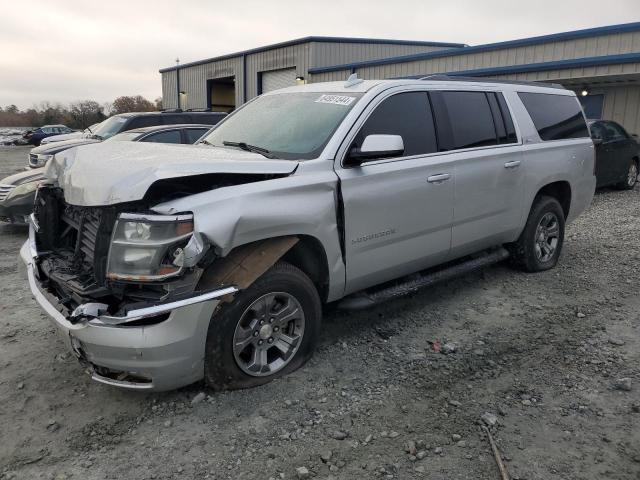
[427,173,451,183]
[504,160,521,169]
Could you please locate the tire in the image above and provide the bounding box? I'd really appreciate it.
[615,159,638,190]
[509,195,565,272]
[204,261,321,391]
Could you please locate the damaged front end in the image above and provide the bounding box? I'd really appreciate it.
[31,185,229,326]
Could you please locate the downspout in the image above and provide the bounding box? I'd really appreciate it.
[242,54,247,104]
[176,67,181,110]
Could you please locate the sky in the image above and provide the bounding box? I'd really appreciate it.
[1,0,638,109]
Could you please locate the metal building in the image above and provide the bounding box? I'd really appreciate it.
[160,22,640,134]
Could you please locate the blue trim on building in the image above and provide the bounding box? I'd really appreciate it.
[308,22,640,74]
[159,36,466,73]
[398,53,640,79]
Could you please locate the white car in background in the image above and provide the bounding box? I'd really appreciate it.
[40,122,102,145]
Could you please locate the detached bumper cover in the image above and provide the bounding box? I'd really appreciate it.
[20,223,236,391]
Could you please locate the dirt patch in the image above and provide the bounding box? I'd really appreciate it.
[0,146,638,479]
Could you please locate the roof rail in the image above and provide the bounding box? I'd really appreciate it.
[185,108,214,112]
[415,74,566,90]
[160,108,184,113]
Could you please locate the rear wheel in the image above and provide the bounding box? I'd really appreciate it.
[616,160,638,190]
[510,196,565,272]
[204,262,321,391]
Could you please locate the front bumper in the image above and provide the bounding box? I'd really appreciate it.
[20,224,236,391]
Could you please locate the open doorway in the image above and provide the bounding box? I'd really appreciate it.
[207,76,236,113]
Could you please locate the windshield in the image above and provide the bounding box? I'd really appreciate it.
[201,92,362,160]
[107,131,141,142]
[92,116,128,140]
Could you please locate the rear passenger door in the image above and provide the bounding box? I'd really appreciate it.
[336,90,454,294]
[430,90,524,257]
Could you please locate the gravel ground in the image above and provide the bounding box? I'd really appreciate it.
[0,146,639,480]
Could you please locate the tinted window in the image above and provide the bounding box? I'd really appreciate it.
[194,113,226,125]
[162,114,191,125]
[351,92,437,157]
[430,91,498,150]
[496,94,517,143]
[589,122,606,140]
[185,128,209,144]
[603,122,627,141]
[518,92,589,141]
[127,116,161,130]
[141,130,182,144]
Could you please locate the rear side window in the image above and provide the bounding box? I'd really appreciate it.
[518,92,589,141]
[185,128,209,144]
[430,91,498,150]
[163,114,191,125]
[141,130,182,144]
[351,92,437,157]
[127,116,161,130]
[192,113,226,125]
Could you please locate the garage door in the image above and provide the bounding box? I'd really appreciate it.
[261,68,297,93]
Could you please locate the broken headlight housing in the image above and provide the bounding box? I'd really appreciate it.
[106,213,194,282]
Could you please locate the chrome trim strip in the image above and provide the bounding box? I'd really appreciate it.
[118,212,194,222]
[91,286,238,325]
[90,373,155,390]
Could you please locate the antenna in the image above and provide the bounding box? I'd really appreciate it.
[344,73,364,88]
[175,57,180,66]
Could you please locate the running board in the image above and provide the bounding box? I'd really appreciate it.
[337,247,510,311]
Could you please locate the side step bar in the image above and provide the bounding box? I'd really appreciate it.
[337,247,510,311]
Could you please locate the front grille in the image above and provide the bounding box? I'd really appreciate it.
[0,184,16,201]
[29,154,39,167]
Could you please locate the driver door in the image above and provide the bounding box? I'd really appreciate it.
[335,91,454,294]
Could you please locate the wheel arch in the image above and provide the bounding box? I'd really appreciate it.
[533,181,572,219]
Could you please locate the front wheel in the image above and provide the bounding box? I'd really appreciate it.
[510,196,565,272]
[204,261,321,391]
[616,160,638,190]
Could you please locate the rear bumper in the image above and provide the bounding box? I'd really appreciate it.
[20,225,235,391]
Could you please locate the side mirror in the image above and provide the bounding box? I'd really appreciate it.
[631,133,639,140]
[592,138,603,146]
[345,134,404,166]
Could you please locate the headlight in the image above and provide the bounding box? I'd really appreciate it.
[106,213,194,282]
[6,181,40,200]
[33,154,53,167]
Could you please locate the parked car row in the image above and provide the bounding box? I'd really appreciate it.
[23,125,76,146]
[0,123,217,224]
[6,77,639,393]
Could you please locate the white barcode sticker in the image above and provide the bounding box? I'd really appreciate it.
[315,94,356,106]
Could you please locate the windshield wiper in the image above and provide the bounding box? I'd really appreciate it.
[222,141,275,159]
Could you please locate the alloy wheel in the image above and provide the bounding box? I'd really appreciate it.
[232,292,305,377]
[534,212,560,262]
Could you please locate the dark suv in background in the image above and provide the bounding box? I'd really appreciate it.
[23,125,75,146]
[28,110,226,168]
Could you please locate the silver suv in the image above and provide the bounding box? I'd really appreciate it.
[22,77,596,391]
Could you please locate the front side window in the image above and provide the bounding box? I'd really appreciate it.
[202,92,362,160]
[185,128,209,144]
[141,130,182,144]
[350,92,437,157]
[430,91,498,151]
[518,92,589,141]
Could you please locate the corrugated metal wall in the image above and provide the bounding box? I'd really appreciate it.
[160,40,458,109]
[597,85,640,135]
[310,42,456,68]
[161,70,178,109]
[310,30,640,82]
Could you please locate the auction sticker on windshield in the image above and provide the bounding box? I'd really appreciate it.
[315,95,356,106]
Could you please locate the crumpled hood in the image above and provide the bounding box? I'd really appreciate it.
[44,142,299,206]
